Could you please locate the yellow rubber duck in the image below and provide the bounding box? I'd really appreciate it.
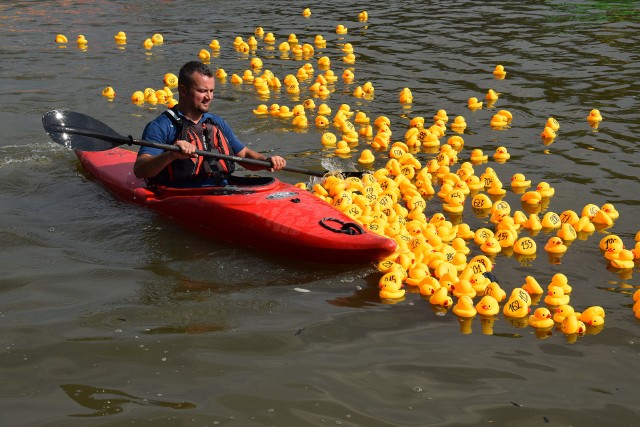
[484,282,506,302]
[510,173,531,188]
[600,203,619,220]
[101,87,115,99]
[522,275,544,295]
[536,182,555,198]
[209,39,220,50]
[469,149,488,163]
[592,209,613,226]
[503,293,531,318]
[553,304,578,323]
[198,49,211,62]
[610,249,635,269]
[480,237,501,254]
[544,237,567,254]
[429,287,453,308]
[453,295,477,318]
[55,34,68,44]
[467,97,483,110]
[544,286,570,306]
[492,65,507,79]
[475,295,499,316]
[292,115,308,128]
[549,273,572,294]
[557,223,577,241]
[579,306,605,326]
[163,73,178,87]
[486,89,499,101]
[561,314,586,335]
[131,91,144,104]
[379,281,405,300]
[399,88,413,104]
[253,104,268,115]
[359,10,369,21]
[528,308,554,329]
[357,149,375,165]
[541,126,557,140]
[541,212,561,228]
[490,114,508,128]
[521,191,542,206]
[151,33,163,45]
[263,32,275,43]
[587,109,602,123]
[302,7,311,17]
[215,68,227,80]
[336,24,348,34]
[114,31,127,44]
[450,116,467,133]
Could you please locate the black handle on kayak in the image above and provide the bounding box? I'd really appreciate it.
[42,110,335,178]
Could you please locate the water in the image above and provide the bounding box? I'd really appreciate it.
[1,1,640,425]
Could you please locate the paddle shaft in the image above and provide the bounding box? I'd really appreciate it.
[52,125,326,177]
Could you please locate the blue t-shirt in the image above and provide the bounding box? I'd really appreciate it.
[139,109,246,156]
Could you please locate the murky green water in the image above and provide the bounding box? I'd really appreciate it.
[1,1,639,425]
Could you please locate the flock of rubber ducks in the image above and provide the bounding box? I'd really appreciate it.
[55,7,637,336]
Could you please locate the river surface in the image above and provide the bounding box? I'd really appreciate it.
[1,1,640,426]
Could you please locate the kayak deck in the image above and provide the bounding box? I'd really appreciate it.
[75,148,397,263]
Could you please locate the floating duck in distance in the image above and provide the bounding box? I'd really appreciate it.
[522,275,544,295]
[336,24,348,34]
[55,34,68,43]
[528,307,554,329]
[544,237,567,254]
[453,295,477,318]
[549,273,572,294]
[101,87,115,99]
[493,146,511,162]
[579,306,605,326]
[513,237,537,255]
[484,281,506,302]
[560,314,586,335]
[553,304,579,324]
[399,87,413,104]
[379,281,405,300]
[302,7,311,17]
[468,97,483,110]
[486,89,499,101]
[600,203,619,220]
[557,223,577,241]
[510,173,531,189]
[358,10,369,21]
[544,286,570,306]
[610,249,635,269]
[503,292,531,318]
[536,182,555,198]
[493,65,507,79]
[541,126,556,140]
[587,109,602,124]
[114,31,126,44]
[429,286,453,308]
[476,295,499,316]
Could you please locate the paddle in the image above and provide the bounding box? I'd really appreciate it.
[42,110,366,178]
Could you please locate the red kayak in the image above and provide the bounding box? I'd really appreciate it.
[75,147,397,263]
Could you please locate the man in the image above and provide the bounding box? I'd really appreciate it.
[134,61,286,186]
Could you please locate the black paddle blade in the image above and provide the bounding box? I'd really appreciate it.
[42,110,125,152]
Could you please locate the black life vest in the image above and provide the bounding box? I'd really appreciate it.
[149,108,236,185]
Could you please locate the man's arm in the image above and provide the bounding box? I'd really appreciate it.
[237,147,286,172]
[133,140,195,178]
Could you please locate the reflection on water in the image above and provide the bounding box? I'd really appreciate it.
[60,384,195,417]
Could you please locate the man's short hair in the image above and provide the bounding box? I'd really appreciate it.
[178,61,214,89]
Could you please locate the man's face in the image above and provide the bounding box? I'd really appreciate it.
[182,72,215,114]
